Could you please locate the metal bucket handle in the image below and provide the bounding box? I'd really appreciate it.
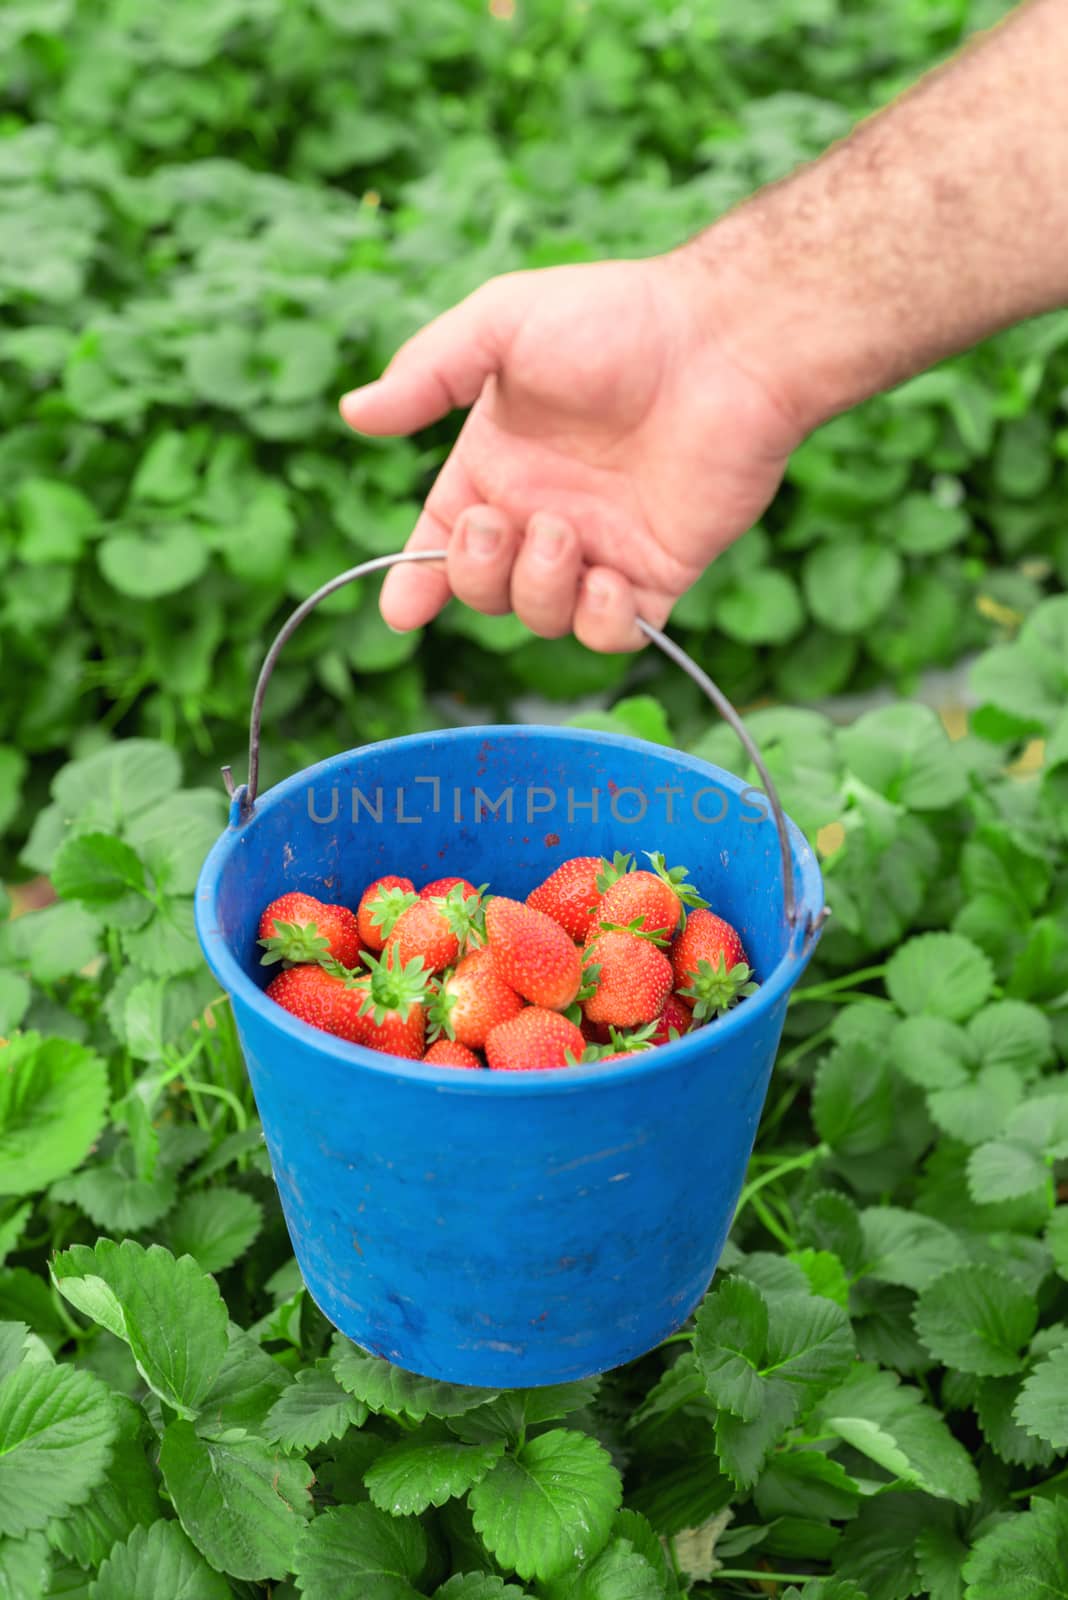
[221,549,827,946]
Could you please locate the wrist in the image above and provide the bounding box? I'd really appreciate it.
[668,197,861,441]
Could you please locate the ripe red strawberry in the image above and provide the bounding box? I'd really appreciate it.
[420,876,480,902]
[258,892,362,969]
[650,991,694,1046]
[386,884,484,976]
[357,875,418,952]
[424,1038,483,1070]
[485,1007,586,1071]
[332,950,429,1059]
[673,909,758,1020]
[595,852,707,941]
[582,929,673,1027]
[484,897,583,1010]
[526,852,630,942]
[265,963,348,1032]
[430,947,524,1048]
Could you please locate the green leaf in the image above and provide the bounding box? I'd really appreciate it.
[292,1502,427,1600]
[52,741,181,834]
[0,972,30,1037]
[98,525,209,599]
[5,903,100,983]
[331,1340,498,1420]
[264,1361,368,1452]
[120,897,200,976]
[122,790,226,895]
[886,933,995,1021]
[162,1187,263,1274]
[48,1398,162,1569]
[754,1450,859,1524]
[1012,1344,1068,1448]
[814,1364,980,1503]
[967,1139,1048,1203]
[975,1374,1056,1468]
[962,1495,1068,1599]
[469,1429,622,1582]
[51,1240,228,1418]
[260,320,338,402]
[803,542,903,633]
[130,430,207,505]
[694,1279,854,1488]
[51,833,150,928]
[0,1531,49,1600]
[834,1492,926,1600]
[367,1426,506,1516]
[858,1206,969,1291]
[927,1065,1023,1146]
[160,1418,313,1581]
[811,1040,895,1158]
[886,491,969,553]
[447,1379,603,1445]
[549,1536,668,1600]
[799,1191,865,1278]
[717,569,803,644]
[0,1036,109,1196]
[52,1146,179,1233]
[969,594,1068,730]
[1047,1207,1068,1280]
[433,1577,531,1600]
[89,1518,232,1600]
[967,1000,1053,1076]
[196,1326,289,1434]
[840,704,968,810]
[913,1266,1037,1374]
[0,1362,117,1538]
[15,478,98,565]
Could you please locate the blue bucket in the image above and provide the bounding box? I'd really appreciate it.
[195,553,826,1387]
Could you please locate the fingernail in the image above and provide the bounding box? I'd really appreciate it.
[531,520,566,563]
[585,574,612,611]
[465,515,500,558]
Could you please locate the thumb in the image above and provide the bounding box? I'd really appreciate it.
[340,275,526,436]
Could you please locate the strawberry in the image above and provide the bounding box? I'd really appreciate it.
[356,876,417,952]
[386,884,484,976]
[484,897,583,1010]
[423,1038,483,1070]
[429,947,524,1048]
[650,991,694,1046]
[420,876,480,902]
[526,852,630,942]
[332,950,429,1059]
[258,892,361,969]
[595,851,707,941]
[582,928,673,1027]
[672,909,758,1020]
[485,1007,586,1071]
[265,963,349,1033]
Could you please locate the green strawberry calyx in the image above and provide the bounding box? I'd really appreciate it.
[259,918,331,967]
[367,886,418,938]
[429,883,488,953]
[595,851,634,895]
[644,850,709,922]
[425,975,458,1042]
[679,957,759,1022]
[327,949,429,1024]
[591,916,671,948]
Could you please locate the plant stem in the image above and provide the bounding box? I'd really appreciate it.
[658,1331,693,1348]
[751,1192,795,1250]
[735,1144,829,1224]
[712,1571,815,1584]
[183,1079,248,1131]
[1011,1462,1068,1499]
[791,963,887,1005]
[777,1020,836,1072]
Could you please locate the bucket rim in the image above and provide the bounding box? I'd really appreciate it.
[195,724,825,1092]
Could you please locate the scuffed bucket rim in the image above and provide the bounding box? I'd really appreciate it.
[195,725,825,1093]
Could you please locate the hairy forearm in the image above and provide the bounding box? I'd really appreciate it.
[681,0,1068,433]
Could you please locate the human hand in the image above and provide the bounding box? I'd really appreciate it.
[340,253,807,651]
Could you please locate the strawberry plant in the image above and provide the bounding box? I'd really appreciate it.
[1,599,1066,1596]
[1,0,1067,863]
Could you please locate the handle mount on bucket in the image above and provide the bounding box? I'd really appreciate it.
[221,550,827,947]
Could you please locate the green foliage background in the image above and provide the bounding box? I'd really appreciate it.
[2,0,1067,851]
[2,2,1068,1597]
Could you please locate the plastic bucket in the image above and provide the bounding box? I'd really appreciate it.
[195,554,826,1387]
